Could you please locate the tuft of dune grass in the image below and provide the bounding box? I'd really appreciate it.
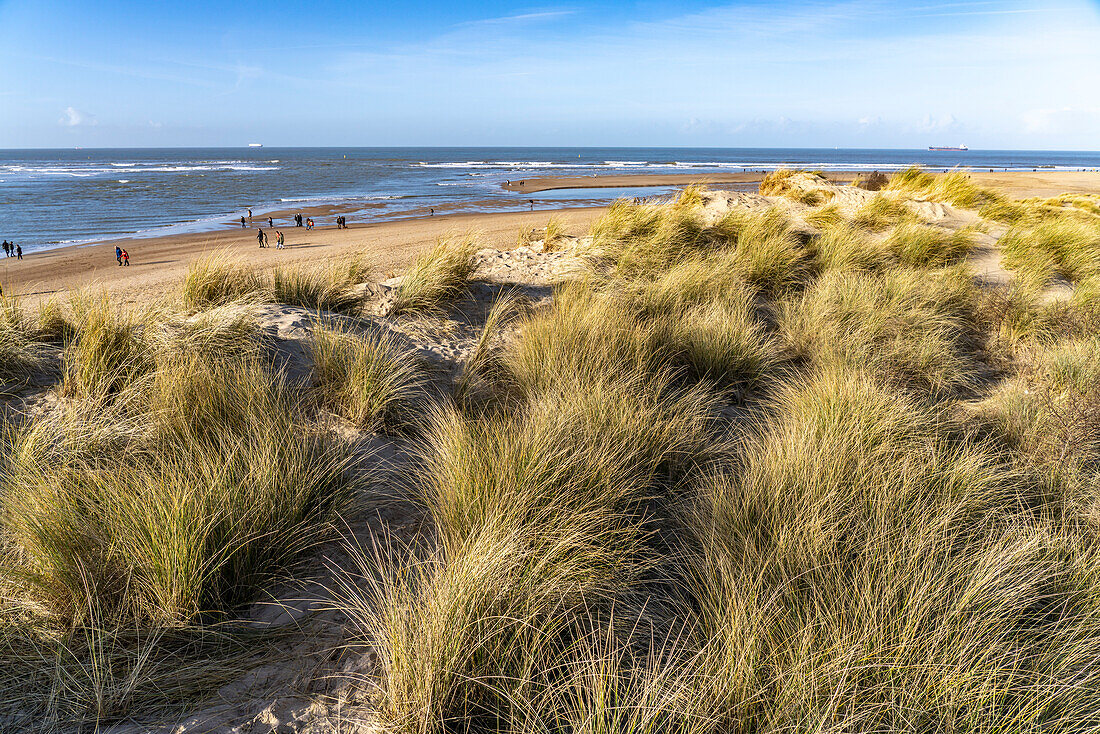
[1000,217,1100,289]
[589,200,806,291]
[853,194,916,231]
[181,256,266,309]
[676,184,707,208]
[680,369,1100,730]
[803,202,844,230]
[504,280,775,395]
[777,267,978,393]
[542,216,565,251]
[387,235,479,317]
[339,367,716,732]
[887,167,998,210]
[3,348,352,626]
[310,322,425,431]
[0,296,51,384]
[812,220,885,272]
[61,295,154,399]
[272,260,366,315]
[883,221,976,267]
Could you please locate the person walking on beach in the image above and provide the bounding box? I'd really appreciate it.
[121,249,130,266]
[116,246,123,266]
[276,230,285,249]
[306,218,314,230]
[248,208,253,221]
[15,244,22,260]
[268,216,273,228]
[257,229,267,248]
[241,216,247,228]
[2,241,8,257]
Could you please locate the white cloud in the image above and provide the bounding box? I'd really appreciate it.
[59,106,96,126]
[1021,106,1099,135]
[917,113,959,133]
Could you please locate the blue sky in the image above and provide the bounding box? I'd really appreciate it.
[0,0,1097,149]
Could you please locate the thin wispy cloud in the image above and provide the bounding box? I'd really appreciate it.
[458,9,577,27]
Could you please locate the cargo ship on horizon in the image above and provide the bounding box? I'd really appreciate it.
[928,144,969,151]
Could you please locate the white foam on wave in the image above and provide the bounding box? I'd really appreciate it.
[277,194,402,203]
[3,163,279,176]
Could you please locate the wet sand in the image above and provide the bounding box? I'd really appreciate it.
[0,207,605,307]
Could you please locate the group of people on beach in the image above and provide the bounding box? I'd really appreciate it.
[336,215,348,229]
[257,229,285,249]
[2,240,22,260]
[114,246,130,266]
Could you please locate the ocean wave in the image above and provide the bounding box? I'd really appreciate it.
[3,164,279,175]
[277,194,402,203]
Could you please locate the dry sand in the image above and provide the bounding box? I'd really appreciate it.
[965,171,1100,198]
[0,207,604,307]
[504,170,1100,198]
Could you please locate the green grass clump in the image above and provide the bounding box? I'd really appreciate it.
[883,221,976,267]
[272,260,367,315]
[505,280,775,395]
[712,207,807,293]
[33,298,75,344]
[61,296,154,399]
[887,167,996,209]
[182,255,369,314]
[343,363,716,732]
[803,202,844,229]
[591,203,806,290]
[388,235,479,316]
[3,351,351,626]
[1001,218,1100,289]
[0,297,50,384]
[777,267,978,392]
[812,220,884,272]
[759,168,831,204]
[310,323,425,431]
[542,216,565,251]
[588,200,711,278]
[676,184,707,208]
[853,194,916,231]
[181,256,266,308]
[681,369,1100,730]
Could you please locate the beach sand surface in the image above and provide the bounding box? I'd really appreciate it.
[504,170,1100,198]
[0,208,604,307]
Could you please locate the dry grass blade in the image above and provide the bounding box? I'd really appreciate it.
[388,235,479,316]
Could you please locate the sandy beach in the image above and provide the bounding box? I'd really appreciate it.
[0,207,604,307]
[504,170,1100,198]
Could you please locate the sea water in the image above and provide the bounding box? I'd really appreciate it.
[1,147,1097,254]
